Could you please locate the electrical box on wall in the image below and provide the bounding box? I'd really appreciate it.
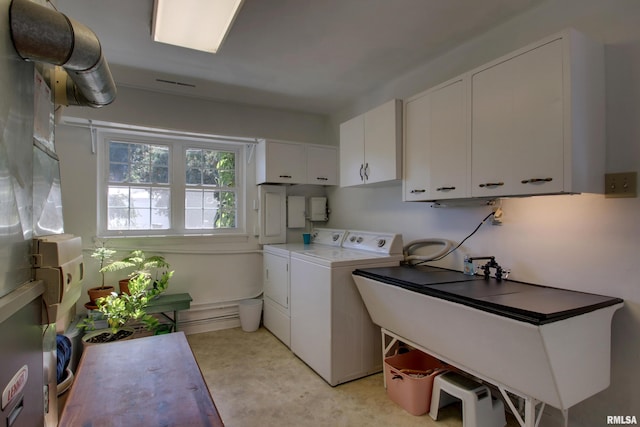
[310,197,328,221]
[605,172,637,198]
[287,196,306,228]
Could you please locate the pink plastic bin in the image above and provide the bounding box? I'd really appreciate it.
[384,350,445,416]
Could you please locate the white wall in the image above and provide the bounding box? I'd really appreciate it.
[326,0,640,424]
[56,86,329,332]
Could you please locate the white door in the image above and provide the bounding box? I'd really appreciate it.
[404,79,467,200]
[339,115,365,187]
[263,252,288,308]
[306,145,337,185]
[258,185,286,244]
[472,39,564,196]
[290,258,332,383]
[264,141,306,184]
[364,100,401,184]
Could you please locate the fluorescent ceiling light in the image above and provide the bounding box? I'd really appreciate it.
[152,0,244,53]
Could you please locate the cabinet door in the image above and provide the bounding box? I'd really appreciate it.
[404,93,430,200]
[307,145,337,185]
[472,39,564,197]
[404,79,467,201]
[339,115,365,187]
[258,185,286,244]
[261,141,306,184]
[263,253,289,309]
[363,99,401,184]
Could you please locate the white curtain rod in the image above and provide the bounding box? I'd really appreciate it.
[58,116,260,145]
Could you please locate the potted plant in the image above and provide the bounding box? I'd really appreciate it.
[86,244,117,308]
[81,268,174,344]
[101,250,171,295]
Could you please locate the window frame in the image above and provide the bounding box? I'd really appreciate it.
[97,128,247,237]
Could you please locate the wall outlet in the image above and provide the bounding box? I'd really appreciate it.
[605,172,637,198]
[491,207,503,225]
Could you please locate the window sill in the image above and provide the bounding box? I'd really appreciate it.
[95,234,257,255]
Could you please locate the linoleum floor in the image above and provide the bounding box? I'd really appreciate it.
[188,327,518,427]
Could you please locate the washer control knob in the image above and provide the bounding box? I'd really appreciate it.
[356,237,363,243]
[377,239,386,247]
[332,234,339,241]
[349,236,356,242]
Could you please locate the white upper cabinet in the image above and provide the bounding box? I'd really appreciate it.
[402,29,604,201]
[256,140,306,184]
[306,145,338,185]
[470,29,604,197]
[256,140,337,185]
[340,99,402,187]
[404,77,469,201]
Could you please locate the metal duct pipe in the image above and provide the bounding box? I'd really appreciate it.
[9,0,117,107]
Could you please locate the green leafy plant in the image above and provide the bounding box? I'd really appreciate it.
[81,270,174,334]
[100,249,170,280]
[81,250,174,335]
[91,245,117,289]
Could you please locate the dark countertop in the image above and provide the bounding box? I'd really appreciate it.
[353,265,623,325]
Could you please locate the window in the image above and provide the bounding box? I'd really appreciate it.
[184,148,236,229]
[98,128,246,237]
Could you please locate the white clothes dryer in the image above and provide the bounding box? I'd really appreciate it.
[263,229,347,347]
[289,230,403,386]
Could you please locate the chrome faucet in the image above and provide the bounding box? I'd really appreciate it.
[467,256,505,281]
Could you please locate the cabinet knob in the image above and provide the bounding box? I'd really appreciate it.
[436,186,456,191]
[479,182,504,188]
[316,177,328,181]
[279,175,292,179]
[521,177,553,184]
[410,189,426,193]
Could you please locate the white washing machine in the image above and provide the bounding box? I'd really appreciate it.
[263,229,347,347]
[290,230,403,386]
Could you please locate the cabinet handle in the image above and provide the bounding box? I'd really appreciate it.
[479,182,504,188]
[410,189,426,193]
[436,186,456,191]
[359,164,364,181]
[364,163,369,180]
[521,177,553,184]
[279,175,292,179]
[316,177,328,181]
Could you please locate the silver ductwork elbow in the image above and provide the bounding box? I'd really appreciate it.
[9,0,117,108]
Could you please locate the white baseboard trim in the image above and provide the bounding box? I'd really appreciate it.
[177,302,261,335]
[181,316,241,335]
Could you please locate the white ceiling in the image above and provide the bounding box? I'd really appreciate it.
[56,0,544,114]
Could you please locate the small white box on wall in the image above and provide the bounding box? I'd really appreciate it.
[287,196,306,228]
[310,197,328,221]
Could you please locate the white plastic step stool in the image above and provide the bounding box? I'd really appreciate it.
[429,371,506,427]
